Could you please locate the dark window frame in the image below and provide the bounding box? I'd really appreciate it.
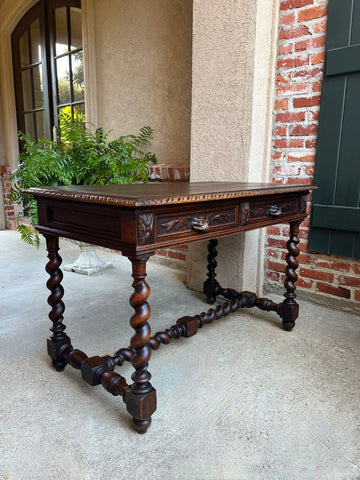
[11,0,83,145]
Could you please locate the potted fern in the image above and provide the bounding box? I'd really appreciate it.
[9,111,156,271]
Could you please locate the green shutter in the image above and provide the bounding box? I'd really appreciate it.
[309,0,360,259]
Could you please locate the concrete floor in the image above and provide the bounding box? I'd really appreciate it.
[1,230,360,480]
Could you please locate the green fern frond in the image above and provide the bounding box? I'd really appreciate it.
[9,112,157,247]
[17,223,40,248]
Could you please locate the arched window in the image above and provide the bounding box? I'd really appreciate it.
[12,0,83,143]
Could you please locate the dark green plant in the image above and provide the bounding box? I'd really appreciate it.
[9,111,157,246]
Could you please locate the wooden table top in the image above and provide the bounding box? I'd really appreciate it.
[25,181,316,208]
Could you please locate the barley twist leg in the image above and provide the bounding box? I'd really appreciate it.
[45,235,72,371]
[124,257,156,434]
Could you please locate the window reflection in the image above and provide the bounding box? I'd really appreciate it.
[55,7,68,56]
[70,7,82,50]
[13,2,84,144]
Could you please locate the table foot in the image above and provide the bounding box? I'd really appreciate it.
[124,387,157,434]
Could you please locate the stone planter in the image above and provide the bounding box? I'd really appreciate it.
[64,241,113,275]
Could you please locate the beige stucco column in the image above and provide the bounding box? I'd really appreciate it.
[187,0,279,293]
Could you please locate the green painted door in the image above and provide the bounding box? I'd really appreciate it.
[309,0,360,259]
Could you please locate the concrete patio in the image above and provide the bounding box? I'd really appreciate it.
[1,229,360,480]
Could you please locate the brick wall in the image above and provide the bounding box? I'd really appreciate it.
[1,166,16,229]
[267,0,360,303]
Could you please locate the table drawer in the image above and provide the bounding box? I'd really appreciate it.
[156,206,238,239]
[246,198,298,224]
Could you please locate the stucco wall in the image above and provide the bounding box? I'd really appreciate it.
[91,0,192,165]
[187,0,279,293]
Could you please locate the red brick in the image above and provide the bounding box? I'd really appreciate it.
[290,139,305,148]
[290,124,318,136]
[267,248,279,258]
[309,110,320,121]
[353,264,360,275]
[312,51,325,65]
[274,126,287,136]
[273,165,301,176]
[355,290,360,302]
[300,268,334,282]
[277,73,291,85]
[277,56,309,70]
[280,0,313,9]
[299,253,313,265]
[338,276,360,288]
[278,44,293,55]
[273,139,304,148]
[316,283,351,299]
[268,261,286,273]
[267,238,287,249]
[155,249,168,257]
[277,100,289,112]
[272,151,283,160]
[276,112,306,123]
[295,35,326,52]
[172,244,188,251]
[299,228,309,240]
[276,84,309,96]
[297,278,313,289]
[298,6,327,22]
[275,99,289,111]
[288,153,316,162]
[298,240,309,252]
[305,138,317,148]
[305,165,315,176]
[280,13,296,26]
[312,81,322,92]
[292,67,323,82]
[315,259,351,272]
[302,216,310,227]
[287,177,314,185]
[280,25,310,40]
[167,250,186,262]
[267,271,280,282]
[293,96,321,108]
[314,21,327,33]
[273,139,287,149]
[267,226,281,236]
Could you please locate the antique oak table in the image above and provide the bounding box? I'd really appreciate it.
[25,182,315,433]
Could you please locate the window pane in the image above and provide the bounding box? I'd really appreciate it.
[74,103,85,117]
[35,110,45,139]
[55,7,68,56]
[24,113,35,139]
[33,64,43,108]
[19,31,29,67]
[30,18,41,64]
[21,69,32,110]
[57,55,70,104]
[70,7,82,50]
[72,51,84,101]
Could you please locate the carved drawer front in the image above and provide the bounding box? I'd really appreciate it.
[248,198,298,223]
[156,206,238,239]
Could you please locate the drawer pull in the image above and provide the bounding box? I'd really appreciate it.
[268,205,282,216]
[190,217,209,232]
